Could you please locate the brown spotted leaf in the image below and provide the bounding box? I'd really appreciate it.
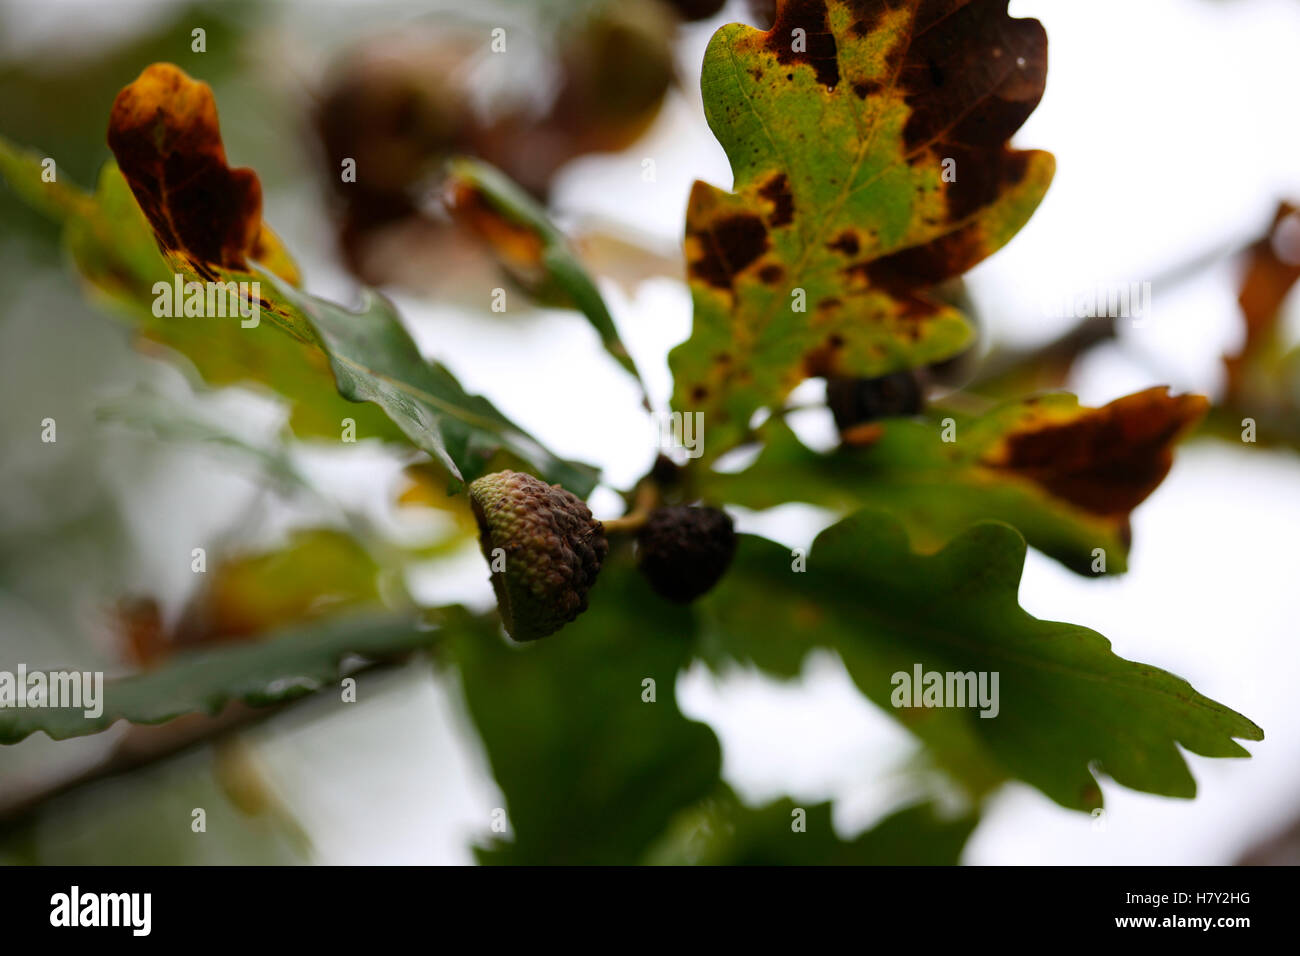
[707,387,1207,575]
[669,0,1054,456]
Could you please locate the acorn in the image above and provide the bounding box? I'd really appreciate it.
[667,0,728,21]
[826,370,925,432]
[745,0,777,29]
[468,471,608,641]
[636,506,737,603]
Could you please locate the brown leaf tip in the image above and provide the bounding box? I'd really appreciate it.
[766,0,839,90]
[107,62,263,278]
[983,387,1209,517]
[1226,201,1300,395]
[445,178,546,274]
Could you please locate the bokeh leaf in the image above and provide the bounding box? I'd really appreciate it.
[669,0,1054,456]
[95,389,310,494]
[0,613,434,744]
[113,523,384,666]
[174,529,385,646]
[1203,201,1300,448]
[709,387,1207,575]
[445,156,649,402]
[449,560,722,864]
[696,513,1262,811]
[1224,201,1300,403]
[0,743,313,865]
[651,789,978,865]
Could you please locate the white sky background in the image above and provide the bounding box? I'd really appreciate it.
[3,0,1299,864]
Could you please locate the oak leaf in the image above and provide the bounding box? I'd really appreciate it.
[698,512,1262,810]
[708,387,1207,575]
[670,0,1054,456]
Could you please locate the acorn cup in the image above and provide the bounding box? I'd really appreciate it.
[468,470,608,641]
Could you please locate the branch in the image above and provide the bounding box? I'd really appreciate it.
[0,656,417,833]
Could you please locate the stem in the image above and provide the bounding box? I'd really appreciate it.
[600,513,649,534]
[0,659,414,831]
[599,477,661,535]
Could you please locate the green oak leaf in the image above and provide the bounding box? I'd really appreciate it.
[448,560,722,864]
[696,513,1263,811]
[670,0,1054,457]
[706,387,1208,575]
[262,273,598,495]
[0,614,434,744]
